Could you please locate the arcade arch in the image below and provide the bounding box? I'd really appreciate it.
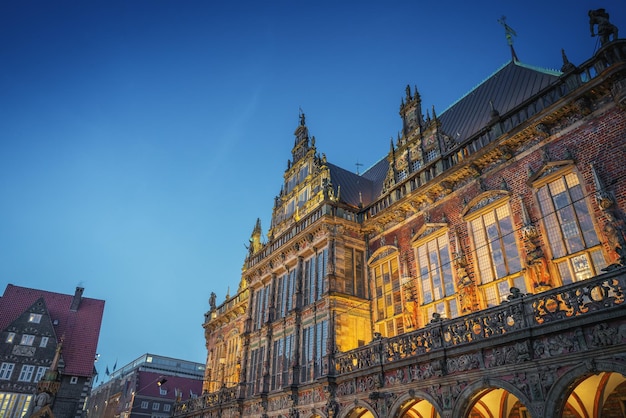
[563,371,626,417]
[466,388,528,418]
[395,397,440,418]
[343,406,375,418]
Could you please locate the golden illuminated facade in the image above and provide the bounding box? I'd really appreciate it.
[176,14,626,418]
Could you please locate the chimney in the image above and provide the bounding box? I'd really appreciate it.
[70,287,84,311]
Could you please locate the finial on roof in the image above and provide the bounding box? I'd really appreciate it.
[498,16,519,62]
[432,105,437,120]
[299,107,306,126]
[561,49,576,73]
[489,100,500,120]
[248,218,263,255]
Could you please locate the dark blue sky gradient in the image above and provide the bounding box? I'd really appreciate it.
[1,0,624,381]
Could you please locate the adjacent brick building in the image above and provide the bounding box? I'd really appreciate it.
[0,284,105,418]
[175,11,626,418]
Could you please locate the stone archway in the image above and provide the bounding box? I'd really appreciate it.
[342,406,376,418]
[545,359,626,418]
[390,391,442,418]
[562,372,626,417]
[395,398,440,417]
[452,378,533,418]
[466,388,528,418]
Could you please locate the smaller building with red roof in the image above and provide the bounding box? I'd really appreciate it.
[0,284,105,418]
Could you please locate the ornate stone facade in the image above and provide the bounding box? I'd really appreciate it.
[175,16,626,418]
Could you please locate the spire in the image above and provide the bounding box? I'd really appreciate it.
[561,49,576,73]
[249,218,262,254]
[498,16,519,62]
[292,110,311,163]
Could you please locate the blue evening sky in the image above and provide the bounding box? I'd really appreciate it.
[1,1,624,381]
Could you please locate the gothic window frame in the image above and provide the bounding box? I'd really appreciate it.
[463,190,525,307]
[342,246,366,298]
[368,245,404,337]
[302,248,328,306]
[299,319,328,383]
[270,332,294,390]
[411,223,458,325]
[529,162,607,285]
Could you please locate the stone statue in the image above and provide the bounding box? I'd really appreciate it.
[589,9,619,45]
[29,390,51,416]
[209,292,217,311]
[602,211,626,270]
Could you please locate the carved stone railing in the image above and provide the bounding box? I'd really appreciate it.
[246,202,359,269]
[334,341,382,374]
[333,268,625,373]
[174,385,238,415]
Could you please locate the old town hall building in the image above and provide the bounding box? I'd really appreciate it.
[175,10,626,418]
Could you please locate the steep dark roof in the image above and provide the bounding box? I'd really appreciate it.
[360,158,388,201]
[351,60,562,203]
[0,284,105,377]
[327,162,373,207]
[439,60,561,143]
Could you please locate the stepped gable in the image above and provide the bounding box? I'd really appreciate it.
[0,284,105,377]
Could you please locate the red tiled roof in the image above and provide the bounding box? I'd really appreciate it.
[0,284,105,377]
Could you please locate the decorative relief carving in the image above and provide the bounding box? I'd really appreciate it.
[484,341,531,368]
[533,332,582,358]
[12,345,35,357]
[589,322,626,347]
[446,354,481,373]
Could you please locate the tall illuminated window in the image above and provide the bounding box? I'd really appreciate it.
[536,171,606,284]
[414,231,458,322]
[370,248,403,337]
[247,346,264,396]
[302,249,327,305]
[253,284,271,330]
[270,334,293,390]
[469,203,523,307]
[341,247,366,297]
[300,320,328,382]
[275,270,295,319]
[224,333,240,387]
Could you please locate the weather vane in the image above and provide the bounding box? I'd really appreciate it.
[498,16,519,61]
[355,160,363,175]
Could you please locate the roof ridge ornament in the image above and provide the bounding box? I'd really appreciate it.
[498,16,519,62]
[589,8,619,47]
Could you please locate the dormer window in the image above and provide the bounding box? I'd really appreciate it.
[28,313,42,323]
